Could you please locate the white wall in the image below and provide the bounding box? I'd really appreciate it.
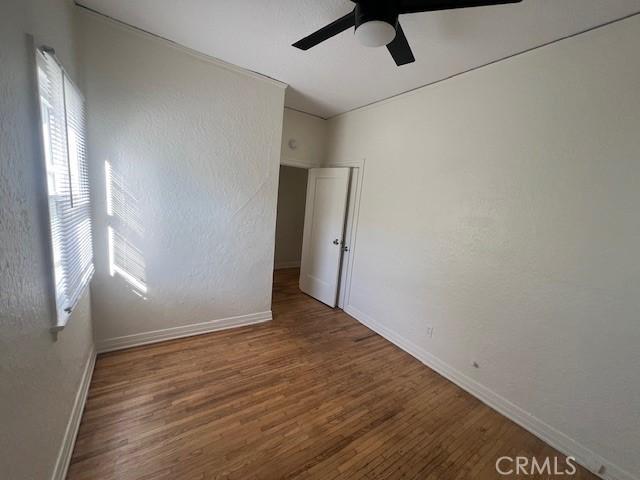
[326,15,640,480]
[281,108,327,168]
[0,1,95,479]
[78,11,286,347]
[274,165,308,269]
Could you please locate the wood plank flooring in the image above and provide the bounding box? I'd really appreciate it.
[67,268,597,479]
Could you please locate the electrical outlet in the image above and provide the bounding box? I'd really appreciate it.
[426,326,434,338]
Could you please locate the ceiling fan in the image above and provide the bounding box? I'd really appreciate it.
[293,0,522,66]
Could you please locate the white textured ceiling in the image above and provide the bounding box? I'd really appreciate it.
[76,0,640,118]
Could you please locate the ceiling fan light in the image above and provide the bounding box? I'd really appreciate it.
[355,20,396,47]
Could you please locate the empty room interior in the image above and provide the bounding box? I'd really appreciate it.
[2,0,640,479]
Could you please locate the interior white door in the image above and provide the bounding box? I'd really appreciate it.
[299,167,350,307]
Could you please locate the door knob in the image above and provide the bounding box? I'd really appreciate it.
[333,238,340,245]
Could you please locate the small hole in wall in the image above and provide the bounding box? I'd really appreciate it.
[288,139,298,150]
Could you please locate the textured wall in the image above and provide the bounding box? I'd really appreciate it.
[281,108,327,168]
[78,11,286,342]
[326,16,640,478]
[0,1,95,479]
[274,165,308,268]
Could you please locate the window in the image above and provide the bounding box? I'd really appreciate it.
[36,48,94,329]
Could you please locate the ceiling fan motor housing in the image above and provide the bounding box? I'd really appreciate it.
[355,1,399,29]
[354,1,399,47]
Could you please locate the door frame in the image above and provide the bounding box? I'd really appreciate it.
[325,159,364,309]
[277,158,365,310]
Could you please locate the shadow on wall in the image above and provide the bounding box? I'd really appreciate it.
[105,160,147,298]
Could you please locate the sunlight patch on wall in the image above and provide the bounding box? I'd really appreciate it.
[105,160,147,296]
[107,226,147,294]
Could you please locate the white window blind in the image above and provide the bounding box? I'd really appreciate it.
[36,48,94,329]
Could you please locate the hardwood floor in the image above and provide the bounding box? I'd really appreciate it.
[68,268,596,479]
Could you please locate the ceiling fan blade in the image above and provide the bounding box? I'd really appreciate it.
[399,0,522,15]
[386,22,415,66]
[292,10,356,50]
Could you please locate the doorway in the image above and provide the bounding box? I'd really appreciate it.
[273,165,308,271]
[273,161,363,310]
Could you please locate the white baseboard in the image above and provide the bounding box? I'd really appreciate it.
[51,346,96,480]
[343,304,637,480]
[274,260,301,270]
[96,311,272,353]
